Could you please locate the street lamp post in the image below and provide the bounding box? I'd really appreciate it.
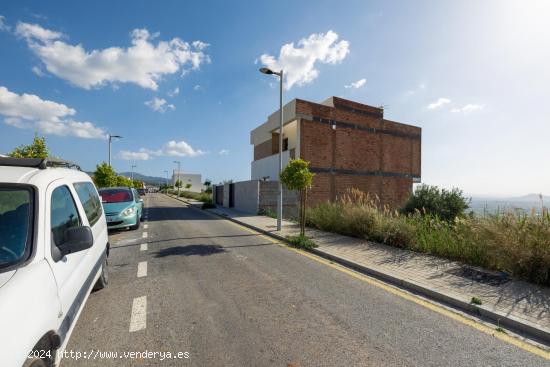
[131,165,137,180]
[174,161,181,197]
[108,134,122,167]
[164,170,169,193]
[259,67,284,231]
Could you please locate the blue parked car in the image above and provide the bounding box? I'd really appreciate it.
[98,187,143,230]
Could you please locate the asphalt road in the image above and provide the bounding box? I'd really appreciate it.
[64,193,548,366]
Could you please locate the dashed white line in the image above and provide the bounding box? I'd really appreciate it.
[143,224,148,229]
[142,231,148,238]
[140,242,148,251]
[137,261,147,278]
[129,296,147,332]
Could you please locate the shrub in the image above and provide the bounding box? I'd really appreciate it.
[258,207,277,219]
[401,184,470,222]
[286,234,317,249]
[306,188,550,285]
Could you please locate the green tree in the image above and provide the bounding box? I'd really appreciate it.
[132,180,143,189]
[185,183,192,190]
[279,159,314,236]
[9,134,50,158]
[92,163,118,188]
[175,179,182,189]
[400,184,470,222]
[116,175,132,187]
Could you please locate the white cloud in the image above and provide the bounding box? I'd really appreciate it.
[144,97,175,113]
[31,66,45,77]
[161,140,204,157]
[15,22,210,90]
[345,78,366,89]
[118,139,205,160]
[118,149,151,161]
[0,85,106,139]
[0,15,11,32]
[167,86,179,97]
[451,104,484,113]
[193,84,201,91]
[15,22,63,42]
[259,30,350,90]
[406,83,426,96]
[427,97,451,110]
[218,149,229,155]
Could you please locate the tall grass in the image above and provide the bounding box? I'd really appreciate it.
[307,189,550,285]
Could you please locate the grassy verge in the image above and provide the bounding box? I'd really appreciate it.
[306,190,550,285]
[286,234,318,249]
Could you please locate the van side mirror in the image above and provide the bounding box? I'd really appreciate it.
[54,226,94,260]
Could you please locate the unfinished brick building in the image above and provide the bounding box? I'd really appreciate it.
[250,96,421,208]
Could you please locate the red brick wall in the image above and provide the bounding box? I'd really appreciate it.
[298,97,420,209]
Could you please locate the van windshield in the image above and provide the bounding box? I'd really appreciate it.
[0,186,33,269]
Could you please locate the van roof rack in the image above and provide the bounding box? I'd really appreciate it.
[0,157,81,170]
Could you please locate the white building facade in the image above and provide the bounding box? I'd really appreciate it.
[172,171,205,193]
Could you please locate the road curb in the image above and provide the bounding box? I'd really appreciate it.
[163,194,550,345]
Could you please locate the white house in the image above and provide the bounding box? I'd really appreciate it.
[172,170,205,193]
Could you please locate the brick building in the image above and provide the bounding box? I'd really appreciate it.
[250,96,421,208]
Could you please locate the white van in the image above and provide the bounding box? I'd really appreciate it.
[0,158,109,367]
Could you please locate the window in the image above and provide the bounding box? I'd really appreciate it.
[74,182,103,226]
[0,185,33,269]
[283,138,289,151]
[98,188,133,203]
[51,186,81,247]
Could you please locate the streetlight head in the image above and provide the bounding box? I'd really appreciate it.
[259,67,274,75]
[111,134,122,138]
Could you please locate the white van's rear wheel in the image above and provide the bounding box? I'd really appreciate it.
[93,257,108,290]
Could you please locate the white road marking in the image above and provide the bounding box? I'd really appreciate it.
[142,231,148,238]
[140,243,148,251]
[137,261,147,278]
[129,296,147,332]
[143,224,148,229]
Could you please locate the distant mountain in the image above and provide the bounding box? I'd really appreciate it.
[469,194,549,215]
[119,172,170,186]
[508,194,550,202]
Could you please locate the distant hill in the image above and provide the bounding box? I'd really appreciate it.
[470,194,549,215]
[508,194,550,202]
[119,172,170,186]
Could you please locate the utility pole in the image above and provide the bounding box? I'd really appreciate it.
[131,165,137,180]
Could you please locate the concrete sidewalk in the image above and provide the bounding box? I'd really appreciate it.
[199,203,550,346]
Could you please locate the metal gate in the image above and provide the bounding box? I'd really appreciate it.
[229,183,235,207]
[215,185,224,205]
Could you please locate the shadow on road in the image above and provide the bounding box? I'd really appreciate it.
[145,206,218,222]
[153,244,226,257]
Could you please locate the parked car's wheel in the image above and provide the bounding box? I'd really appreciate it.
[23,355,48,367]
[93,257,109,290]
[130,217,140,230]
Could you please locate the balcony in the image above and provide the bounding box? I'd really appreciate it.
[251,150,292,181]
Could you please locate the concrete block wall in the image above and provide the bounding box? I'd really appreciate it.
[259,181,299,219]
[233,180,260,214]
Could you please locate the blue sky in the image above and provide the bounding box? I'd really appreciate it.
[0,0,549,196]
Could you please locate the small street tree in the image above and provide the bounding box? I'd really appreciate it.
[93,162,118,188]
[185,183,192,191]
[279,159,314,236]
[9,134,50,158]
[175,179,182,195]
